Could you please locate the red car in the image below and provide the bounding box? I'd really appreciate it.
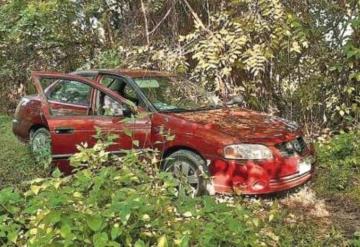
[13,69,315,195]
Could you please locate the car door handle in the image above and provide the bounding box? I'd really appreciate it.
[55,127,74,134]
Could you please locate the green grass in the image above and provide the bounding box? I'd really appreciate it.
[0,114,46,189]
[311,130,360,241]
[313,130,360,206]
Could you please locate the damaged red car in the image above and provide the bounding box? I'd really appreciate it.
[13,69,315,196]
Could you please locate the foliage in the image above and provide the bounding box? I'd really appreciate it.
[179,2,305,96]
[315,129,360,197]
[312,129,360,242]
[0,0,102,111]
[81,45,188,75]
[0,115,46,189]
[0,137,272,246]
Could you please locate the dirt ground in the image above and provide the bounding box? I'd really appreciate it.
[216,184,360,243]
[280,186,360,242]
[325,195,360,238]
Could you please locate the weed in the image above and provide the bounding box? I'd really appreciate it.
[0,115,46,189]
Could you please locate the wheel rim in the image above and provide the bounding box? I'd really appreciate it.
[32,132,52,166]
[32,133,48,152]
[165,159,200,195]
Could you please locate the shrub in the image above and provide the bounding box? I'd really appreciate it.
[316,129,360,191]
[0,140,269,246]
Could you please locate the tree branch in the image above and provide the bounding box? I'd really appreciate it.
[149,1,177,35]
[140,0,150,45]
[181,0,212,34]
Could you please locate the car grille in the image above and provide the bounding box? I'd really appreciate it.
[276,137,307,157]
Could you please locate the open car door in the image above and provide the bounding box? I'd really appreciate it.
[31,71,152,171]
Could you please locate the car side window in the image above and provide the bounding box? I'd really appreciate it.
[48,80,91,106]
[100,76,125,92]
[100,75,143,107]
[95,90,131,117]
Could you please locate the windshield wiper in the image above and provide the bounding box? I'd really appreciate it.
[162,106,221,113]
[160,108,190,113]
[193,105,223,111]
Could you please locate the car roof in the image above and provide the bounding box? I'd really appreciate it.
[71,69,175,78]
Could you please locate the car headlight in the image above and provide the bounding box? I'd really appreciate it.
[224,144,273,160]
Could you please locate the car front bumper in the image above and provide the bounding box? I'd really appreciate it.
[209,155,315,195]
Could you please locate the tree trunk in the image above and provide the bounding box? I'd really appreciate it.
[140,0,150,46]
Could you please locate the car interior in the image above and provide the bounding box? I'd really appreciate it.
[101,76,139,106]
[95,90,131,117]
[41,75,141,117]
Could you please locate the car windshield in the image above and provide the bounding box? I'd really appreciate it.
[133,76,222,112]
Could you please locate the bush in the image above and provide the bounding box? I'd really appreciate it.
[0,140,270,246]
[316,129,360,191]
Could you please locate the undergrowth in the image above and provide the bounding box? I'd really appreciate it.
[0,115,46,189]
[314,129,360,205]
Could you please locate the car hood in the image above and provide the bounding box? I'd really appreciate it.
[172,108,300,144]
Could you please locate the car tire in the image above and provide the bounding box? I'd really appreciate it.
[30,128,52,168]
[163,150,209,196]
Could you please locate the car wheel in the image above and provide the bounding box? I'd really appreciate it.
[30,128,52,168]
[163,150,208,196]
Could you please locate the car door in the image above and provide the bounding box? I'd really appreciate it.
[31,71,152,160]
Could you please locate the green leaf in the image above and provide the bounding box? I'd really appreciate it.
[157,235,168,247]
[87,215,103,232]
[43,211,61,225]
[93,232,109,247]
[60,224,72,239]
[119,207,131,226]
[175,235,189,247]
[124,128,132,137]
[166,135,175,141]
[7,231,18,244]
[269,214,274,222]
[30,185,41,195]
[135,239,146,247]
[51,168,62,178]
[132,140,140,147]
[110,226,122,240]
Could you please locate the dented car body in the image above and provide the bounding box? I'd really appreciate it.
[13,69,315,195]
